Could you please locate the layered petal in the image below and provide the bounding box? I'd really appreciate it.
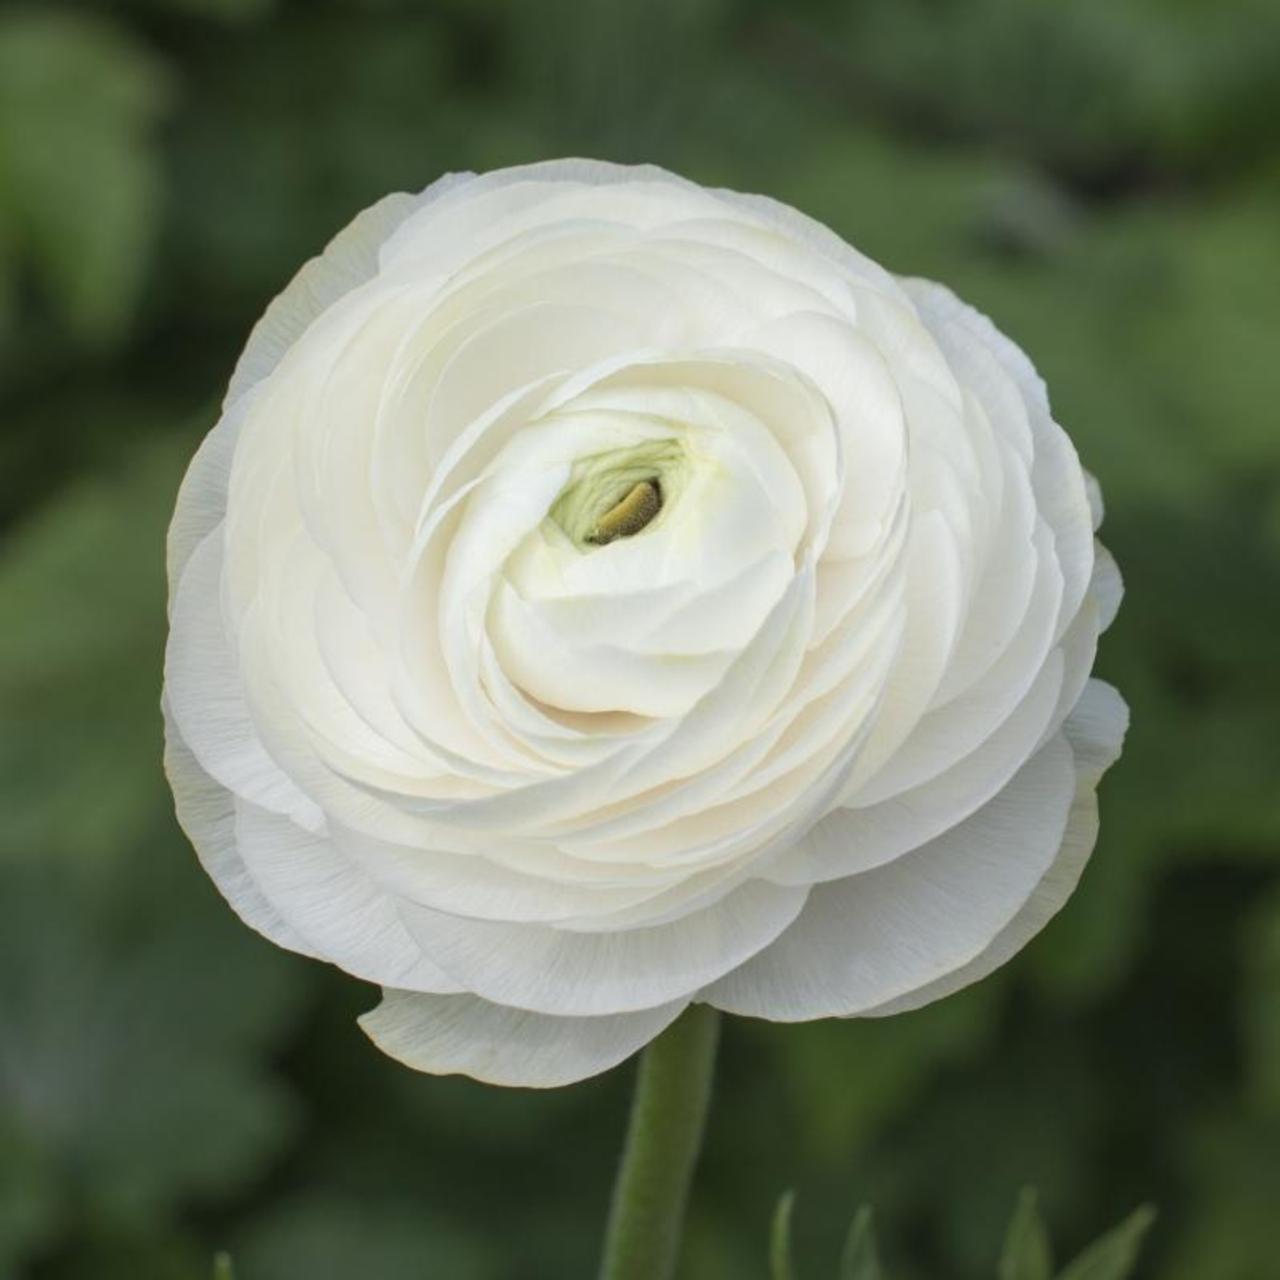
[701,735,1078,1020]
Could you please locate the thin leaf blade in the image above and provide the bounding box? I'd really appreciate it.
[770,1190,797,1280]
[841,1205,883,1280]
[1057,1206,1156,1280]
[999,1188,1053,1280]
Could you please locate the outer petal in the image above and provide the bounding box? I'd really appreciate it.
[767,648,1066,886]
[1060,678,1128,786]
[233,802,463,993]
[226,177,474,406]
[860,679,1127,1016]
[1092,543,1123,633]
[359,990,687,1088]
[164,399,244,601]
[399,879,808,1016]
[861,788,1096,1018]
[168,185,462,597]
[701,735,1077,1020]
[902,275,1096,639]
[164,696,461,993]
[163,700,318,960]
[164,530,321,827]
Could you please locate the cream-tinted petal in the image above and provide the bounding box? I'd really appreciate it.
[359,989,686,1087]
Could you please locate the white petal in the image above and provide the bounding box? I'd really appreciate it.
[360,989,686,1087]
[702,735,1076,1020]
[841,510,967,792]
[1092,541,1123,633]
[492,582,739,717]
[711,181,909,303]
[169,182,459,595]
[860,784,1097,1017]
[162,699,318,959]
[852,519,1063,806]
[1084,471,1105,530]
[164,529,322,827]
[901,276,1051,419]
[233,802,463,993]
[860,678,1127,1016]
[741,310,908,560]
[903,276,1095,639]
[770,647,1066,886]
[1063,678,1129,783]
[226,178,473,406]
[165,397,244,598]
[930,419,1038,705]
[399,878,808,1016]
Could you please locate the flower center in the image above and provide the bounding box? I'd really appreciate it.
[548,438,689,550]
[587,479,662,545]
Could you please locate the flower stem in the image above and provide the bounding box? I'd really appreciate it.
[597,1005,721,1280]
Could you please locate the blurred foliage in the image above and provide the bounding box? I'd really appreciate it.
[0,10,169,346]
[768,1193,1153,1280]
[1,0,1278,1277]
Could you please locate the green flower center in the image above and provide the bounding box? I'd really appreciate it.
[587,479,663,545]
[549,439,690,550]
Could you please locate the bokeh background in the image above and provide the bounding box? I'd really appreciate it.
[3,0,1280,1276]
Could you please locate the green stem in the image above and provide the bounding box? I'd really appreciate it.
[598,1005,721,1280]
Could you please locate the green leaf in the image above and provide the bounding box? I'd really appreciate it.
[769,1190,797,1280]
[213,1254,235,1280]
[1056,1206,1156,1280]
[999,1188,1053,1280]
[841,1205,882,1280]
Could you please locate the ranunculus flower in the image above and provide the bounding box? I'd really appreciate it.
[163,160,1125,1088]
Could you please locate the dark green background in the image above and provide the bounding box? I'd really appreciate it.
[2,0,1279,1276]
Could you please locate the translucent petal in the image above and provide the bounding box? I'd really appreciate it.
[163,699,318,959]
[360,989,686,1087]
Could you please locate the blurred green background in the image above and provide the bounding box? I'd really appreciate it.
[2,0,1279,1276]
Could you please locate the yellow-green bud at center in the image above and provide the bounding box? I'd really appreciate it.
[587,480,662,545]
[549,439,689,550]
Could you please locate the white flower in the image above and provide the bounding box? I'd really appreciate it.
[163,160,1125,1088]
